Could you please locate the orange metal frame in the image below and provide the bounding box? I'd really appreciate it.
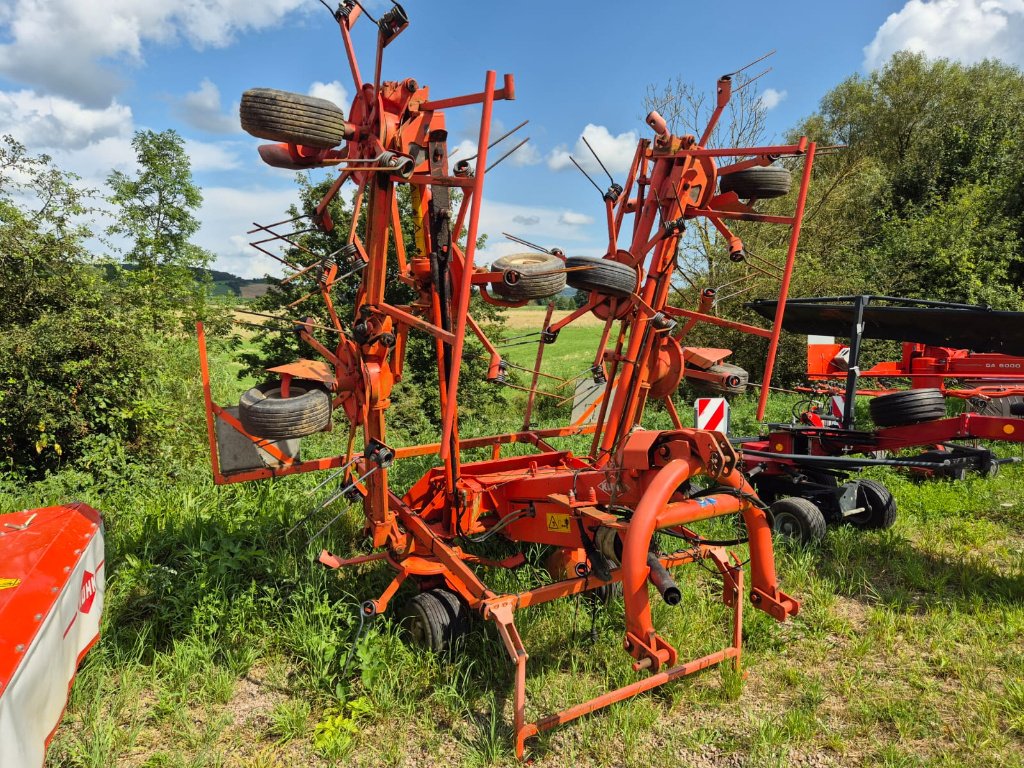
[198,5,815,757]
[807,338,1024,401]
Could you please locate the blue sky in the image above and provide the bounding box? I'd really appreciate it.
[2,0,1023,277]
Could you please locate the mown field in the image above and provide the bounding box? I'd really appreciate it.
[6,306,1024,768]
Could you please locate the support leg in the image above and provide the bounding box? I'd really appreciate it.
[482,598,532,759]
[732,563,744,672]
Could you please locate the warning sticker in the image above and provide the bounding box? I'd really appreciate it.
[546,513,571,533]
[0,578,20,590]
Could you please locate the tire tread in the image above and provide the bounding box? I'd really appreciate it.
[769,497,827,544]
[719,166,792,199]
[238,383,331,439]
[240,88,347,149]
[565,256,637,298]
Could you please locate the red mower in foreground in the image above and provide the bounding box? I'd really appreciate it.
[0,503,104,767]
[199,3,818,756]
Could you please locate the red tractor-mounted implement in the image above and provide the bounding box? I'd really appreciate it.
[797,295,1024,417]
[726,295,1024,543]
[198,4,818,756]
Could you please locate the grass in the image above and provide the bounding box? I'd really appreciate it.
[5,307,1024,767]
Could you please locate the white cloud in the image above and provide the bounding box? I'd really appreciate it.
[308,80,351,110]
[475,199,607,266]
[0,89,132,150]
[196,184,302,278]
[0,0,310,106]
[508,140,541,167]
[547,124,638,177]
[558,211,594,226]
[184,138,242,172]
[478,200,599,240]
[449,138,478,161]
[202,188,608,277]
[178,79,238,134]
[759,88,787,111]
[864,0,1024,70]
[49,135,138,185]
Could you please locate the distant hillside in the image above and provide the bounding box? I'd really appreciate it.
[201,268,272,298]
[100,263,272,299]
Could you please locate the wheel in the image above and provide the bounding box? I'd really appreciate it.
[240,88,348,149]
[565,256,638,298]
[238,382,331,439]
[586,582,622,606]
[688,363,749,396]
[970,395,1024,419]
[981,453,1000,478]
[847,479,897,530]
[751,472,841,517]
[490,253,567,300]
[719,166,792,199]
[768,497,827,544]
[402,589,469,654]
[869,388,946,427]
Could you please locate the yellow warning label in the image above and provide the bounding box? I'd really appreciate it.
[546,513,571,533]
[0,578,21,591]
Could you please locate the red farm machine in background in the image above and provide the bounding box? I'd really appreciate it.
[198,3,818,756]
[796,294,1024,416]
[722,295,1024,545]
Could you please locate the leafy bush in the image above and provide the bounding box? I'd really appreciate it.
[0,307,159,472]
[0,136,192,476]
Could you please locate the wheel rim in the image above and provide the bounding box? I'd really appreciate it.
[848,499,872,525]
[409,616,427,647]
[773,511,802,538]
[508,255,549,267]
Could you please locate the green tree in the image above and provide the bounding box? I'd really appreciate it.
[660,53,1024,386]
[0,136,159,474]
[792,52,1024,309]
[106,129,214,331]
[239,174,508,441]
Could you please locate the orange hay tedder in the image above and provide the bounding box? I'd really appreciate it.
[198,3,816,756]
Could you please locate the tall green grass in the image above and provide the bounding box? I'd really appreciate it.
[3,326,1022,767]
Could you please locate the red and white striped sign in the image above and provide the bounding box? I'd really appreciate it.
[695,397,730,432]
[829,395,845,420]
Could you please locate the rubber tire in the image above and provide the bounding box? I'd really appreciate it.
[970,395,1024,419]
[238,382,331,439]
[869,388,947,427]
[769,497,827,545]
[586,582,622,606]
[240,88,348,149]
[402,589,469,654]
[719,166,792,199]
[848,479,897,530]
[982,455,1001,478]
[490,253,567,300]
[753,471,841,521]
[688,363,749,396]
[565,256,638,298]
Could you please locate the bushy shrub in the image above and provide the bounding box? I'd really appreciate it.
[0,136,185,476]
[0,307,159,473]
